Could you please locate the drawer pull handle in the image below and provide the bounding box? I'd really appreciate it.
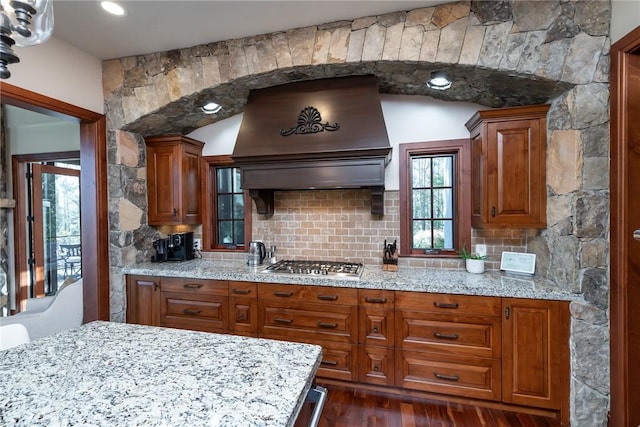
[433,301,459,309]
[317,295,338,301]
[232,288,251,295]
[433,372,459,381]
[365,297,387,304]
[183,309,201,316]
[274,317,293,324]
[321,360,338,366]
[183,283,203,289]
[274,291,293,297]
[433,331,459,340]
[317,321,338,329]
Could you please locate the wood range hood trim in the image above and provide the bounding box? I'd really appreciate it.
[231,75,392,217]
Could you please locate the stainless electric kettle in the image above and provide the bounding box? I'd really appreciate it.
[248,241,266,267]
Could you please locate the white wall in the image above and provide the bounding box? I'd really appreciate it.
[611,0,640,44]
[189,94,485,191]
[8,37,104,114]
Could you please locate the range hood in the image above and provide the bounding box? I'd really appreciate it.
[231,75,392,216]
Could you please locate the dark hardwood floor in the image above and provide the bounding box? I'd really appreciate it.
[297,385,561,427]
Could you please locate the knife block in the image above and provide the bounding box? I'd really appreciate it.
[382,253,398,271]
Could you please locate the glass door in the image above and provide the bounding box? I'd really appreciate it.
[30,163,80,297]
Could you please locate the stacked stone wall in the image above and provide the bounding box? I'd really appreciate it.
[103,2,611,424]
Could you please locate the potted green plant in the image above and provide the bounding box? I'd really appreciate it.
[459,245,489,274]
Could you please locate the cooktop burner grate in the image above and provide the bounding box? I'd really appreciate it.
[261,260,364,279]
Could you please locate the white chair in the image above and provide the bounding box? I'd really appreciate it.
[0,323,31,351]
[0,278,83,341]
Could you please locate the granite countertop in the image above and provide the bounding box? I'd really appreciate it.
[124,259,579,301]
[0,321,322,426]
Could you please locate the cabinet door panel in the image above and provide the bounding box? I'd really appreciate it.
[147,145,179,223]
[358,345,394,386]
[502,298,569,410]
[126,275,160,326]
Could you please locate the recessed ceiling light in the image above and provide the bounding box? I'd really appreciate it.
[427,71,452,90]
[201,102,222,114]
[101,1,126,16]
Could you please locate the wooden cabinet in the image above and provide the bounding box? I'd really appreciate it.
[125,274,569,420]
[145,135,204,225]
[258,283,358,381]
[465,104,549,228]
[229,281,258,336]
[126,275,160,326]
[358,290,395,386]
[502,298,569,411]
[395,292,502,400]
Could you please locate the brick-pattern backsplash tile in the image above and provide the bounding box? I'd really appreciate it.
[200,190,532,271]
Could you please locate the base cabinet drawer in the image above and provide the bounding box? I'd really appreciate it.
[396,350,501,401]
[358,345,394,386]
[161,292,228,332]
[316,342,357,382]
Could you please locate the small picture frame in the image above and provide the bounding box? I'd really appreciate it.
[500,251,536,275]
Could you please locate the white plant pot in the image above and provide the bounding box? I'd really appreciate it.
[465,259,485,274]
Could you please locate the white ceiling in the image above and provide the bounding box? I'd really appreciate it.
[51,1,447,60]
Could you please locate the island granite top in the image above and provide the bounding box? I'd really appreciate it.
[123,259,580,301]
[0,321,322,427]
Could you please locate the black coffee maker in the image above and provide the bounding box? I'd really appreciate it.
[167,232,195,261]
[152,238,169,262]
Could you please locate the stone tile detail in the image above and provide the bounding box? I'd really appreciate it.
[228,44,249,79]
[272,33,293,68]
[583,157,609,190]
[582,124,609,158]
[328,26,351,63]
[547,130,583,195]
[102,59,124,98]
[431,2,470,28]
[115,131,140,167]
[562,33,606,84]
[580,239,608,269]
[547,194,573,228]
[399,25,424,61]
[312,29,332,65]
[118,198,143,232]
[377,12,405,28]
[382,22,405,61]
[459,24,485,65]
[420,30,440,62]
[470,0,512,24]
[405,7,435,28]
[352,16,376,31]
[288,27,316,66]
[574,0,610,36]
[362,24,386,61]
[201,56,222,88]
[477,22,512,68]
[549,235,579,291]
[511,0,561,31]
[570,302,610,393]
[567,84,610,129]
[575,191,609,238]
[516,30,546,75]
[580,267,608,310]
[435,17,468,64]
[346,28,366,63]
[498,32,526,70]
[570,377,609,427]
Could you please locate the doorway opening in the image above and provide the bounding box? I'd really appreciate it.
[26,159,81,297]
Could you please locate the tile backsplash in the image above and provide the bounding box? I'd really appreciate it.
[199,189,530,270]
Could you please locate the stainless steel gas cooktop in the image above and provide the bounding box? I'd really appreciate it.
[261,260,364,280]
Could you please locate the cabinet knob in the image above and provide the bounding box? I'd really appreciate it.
[373,364,380,372]
[372,326,379,333]
[238,313,247,321]
[173,208,178,216]
[634,229,640,241]
[491,206,496,217]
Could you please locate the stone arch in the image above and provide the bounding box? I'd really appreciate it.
[104,2,611,424]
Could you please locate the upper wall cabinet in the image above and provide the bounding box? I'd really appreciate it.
[145,135,204,225]
[465,105,549,229]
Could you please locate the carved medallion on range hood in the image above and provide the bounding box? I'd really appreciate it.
[231,75,392,216]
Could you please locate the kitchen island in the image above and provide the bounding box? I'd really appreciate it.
[0,321,322,426]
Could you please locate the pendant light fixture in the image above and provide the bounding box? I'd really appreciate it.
[0,0,54,79]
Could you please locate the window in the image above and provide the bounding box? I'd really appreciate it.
[399,139,471,257]
[202,156,252,251]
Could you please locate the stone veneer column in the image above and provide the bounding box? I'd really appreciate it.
[102,2,611,424]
